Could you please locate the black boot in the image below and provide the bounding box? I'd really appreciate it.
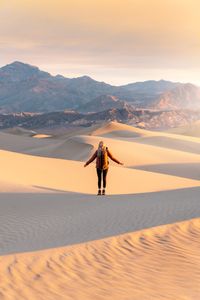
[102,189,105,195]
[97,189,101,195]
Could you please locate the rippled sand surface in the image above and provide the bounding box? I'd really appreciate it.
[1,218,200,300]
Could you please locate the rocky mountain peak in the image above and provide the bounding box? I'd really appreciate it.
[0,61,50,81]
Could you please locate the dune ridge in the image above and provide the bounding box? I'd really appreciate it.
[91,121,200,143]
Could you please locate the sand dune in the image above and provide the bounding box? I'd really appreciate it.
[27,136,94,160]
[1,217,200,299]
[0,149,199,195]
[44,121,152,139]
[73,134,200,168]
[60,122,200,167]
[1,121,200,299]
[3,126,37,137]
[1,121,200,163]
[91,121,152,138]
[90,121,200,143]
[0,187,200,255]
[134,162,200,181]
[0,131,57,153]
[132,135,200,154]
[167,120,200,137]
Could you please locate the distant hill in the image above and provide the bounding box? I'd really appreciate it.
[0,61,200,113]
[0,62,122,112]
[0,108,200,130]
[122,79,180,93]
[154,83,200,110]
[78,95,134,113]
[121,79,180,107]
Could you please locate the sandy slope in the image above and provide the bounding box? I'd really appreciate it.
[1,217,200,300]
[3,126,37,137]
[167,120,200,137]
[0,180,49,193]
[91,121,152,138]
[74,134,200,166]
[1,187,200,255]
[0,131,57,153]
[0,149,199,195]
[90,121,200,143]
[131,134,200,154]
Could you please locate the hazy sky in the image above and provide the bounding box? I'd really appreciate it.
[0,0,200,85]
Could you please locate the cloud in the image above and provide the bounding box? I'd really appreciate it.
[0,0,200,83]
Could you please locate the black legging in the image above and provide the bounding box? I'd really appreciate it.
[96,168,108,189]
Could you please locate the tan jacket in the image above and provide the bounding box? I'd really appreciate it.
[85,148,120,170]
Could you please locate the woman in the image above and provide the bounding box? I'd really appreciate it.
[84,141,123,195]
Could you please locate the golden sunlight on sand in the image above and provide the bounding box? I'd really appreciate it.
[0,121,200,299]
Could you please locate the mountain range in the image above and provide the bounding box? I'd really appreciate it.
[0,108,200,130]
[1,61,200,113]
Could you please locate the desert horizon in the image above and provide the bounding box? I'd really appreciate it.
[1,60,200,87]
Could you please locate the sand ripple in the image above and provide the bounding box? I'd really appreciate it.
[1,218,200,299]
[1,188,200,256]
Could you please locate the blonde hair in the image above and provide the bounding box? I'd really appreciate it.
[98,140,104,148]
[97,140,106,156]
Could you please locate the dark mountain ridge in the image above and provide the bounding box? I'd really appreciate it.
[0,108,200,131]
[0,61,194,113]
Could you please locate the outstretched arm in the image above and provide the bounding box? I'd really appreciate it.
[107,149,123,165]
[84,151,97,167]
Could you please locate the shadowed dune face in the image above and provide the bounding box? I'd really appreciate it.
[0,131,56,153]
[91,121,151,138]
[26,136,94,161]
[1,218,200,300]
[3,127,37,137]
[131,135,200,154]
[134,163,200,180]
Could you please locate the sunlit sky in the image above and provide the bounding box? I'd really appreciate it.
[0,0,200,85]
